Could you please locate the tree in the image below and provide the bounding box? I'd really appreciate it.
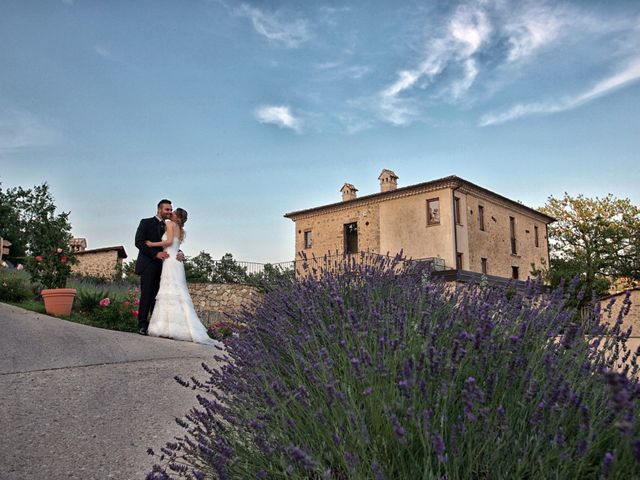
[184,250,216,283]
[247,263,295,291]
[0,183,76,287]
[211,253,248,284]
[184,252,249,284]
[119,259,140,285]
[0,183,26,264]
[540,193,640,298]
[2,183,73,257]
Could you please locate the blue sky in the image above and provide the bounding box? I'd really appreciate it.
[1,0,639,263]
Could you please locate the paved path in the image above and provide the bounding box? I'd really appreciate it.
[0,302,224,480]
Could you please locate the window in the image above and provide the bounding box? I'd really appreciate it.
[534,225,539,248]
[427,198,440,225]
[481,258,487,274]
[456,253,463,270]
[304,230,312,249]
[454,197,462,225]
[509,216,517,254]
[512,266,519,280]
[478,205,485,231]
[344,222,358,254]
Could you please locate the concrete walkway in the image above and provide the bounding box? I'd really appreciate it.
[0,302,224,480]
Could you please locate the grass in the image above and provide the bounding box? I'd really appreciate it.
[6,298,45,314]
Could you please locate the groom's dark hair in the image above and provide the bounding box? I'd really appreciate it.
[157,199,172,208]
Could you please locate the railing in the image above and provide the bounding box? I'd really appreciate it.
[221,260,276,276]
[188,253,447,284]
[186,258,296,285]
[290,252,448,277]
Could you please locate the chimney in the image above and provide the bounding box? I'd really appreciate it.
[69,237,87,252]
[378,169,398,192]
[340,183,358,201]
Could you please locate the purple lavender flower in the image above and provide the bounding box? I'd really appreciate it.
[149,254,640,479]
[372,460,385,480]
[288,445,317,470]
[432,433,447,463]
[602,452,614,477]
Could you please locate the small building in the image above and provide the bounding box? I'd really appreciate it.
[70,241,127,280]
[284,170,555,281]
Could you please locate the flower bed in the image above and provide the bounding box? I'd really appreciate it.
[207,319,244,343]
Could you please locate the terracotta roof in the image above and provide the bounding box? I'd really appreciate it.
[284,174,556,223]
[74,246,128,259]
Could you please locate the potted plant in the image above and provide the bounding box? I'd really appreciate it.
[29,246,77,315]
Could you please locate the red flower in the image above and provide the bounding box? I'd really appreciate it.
[133,310,139,317]
[60,256,68,264]
[35,256,43,262]
[124,300,130,306]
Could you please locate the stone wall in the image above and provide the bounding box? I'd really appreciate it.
[293,202,381,259]
[72,250,122,279]
[462,188,550,280]
[598,288,640,337]
[188,282,263,327]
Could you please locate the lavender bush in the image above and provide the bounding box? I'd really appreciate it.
[148,255,640,479]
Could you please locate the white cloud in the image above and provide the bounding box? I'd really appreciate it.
[255,105,302,132]
[314,61,341,70]
[503,4,564,62]
[316,5,351,26]
[365,0,629,128]
[94,44,117,61]
[449,6,491,56]
[375,4,492,126]
[336,111,373,135]
[0,110,59,151]
[313,61,372,80]
[450,58,479,100]
[236,4,310,48]
[479,56,640,126]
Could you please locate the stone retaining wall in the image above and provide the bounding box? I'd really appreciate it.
[188,282,262,327]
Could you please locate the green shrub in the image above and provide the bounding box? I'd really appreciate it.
[0,269,31,302]
[88,289,140,332]
[75,288,111,314]
[68,275,137,295]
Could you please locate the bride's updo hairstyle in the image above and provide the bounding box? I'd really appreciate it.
[174,208,188,241]
[174,208,188,226]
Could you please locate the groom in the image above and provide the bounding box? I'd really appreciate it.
[134,199,183,335]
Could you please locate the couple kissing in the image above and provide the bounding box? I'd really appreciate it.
[134,199,222,347]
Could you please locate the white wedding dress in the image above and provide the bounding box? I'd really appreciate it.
[148,233,223,348]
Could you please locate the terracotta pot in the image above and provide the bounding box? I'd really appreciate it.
[41,288,77,316]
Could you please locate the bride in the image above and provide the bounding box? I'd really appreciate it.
[145,208,223,347]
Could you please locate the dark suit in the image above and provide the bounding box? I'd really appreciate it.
[135,216,165,330]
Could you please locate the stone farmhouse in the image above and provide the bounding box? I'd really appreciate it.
[284,170,555,281]
[69,238,127,280]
